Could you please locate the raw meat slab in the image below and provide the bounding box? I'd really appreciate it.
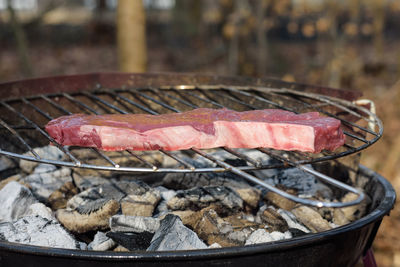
[45,108,345,153]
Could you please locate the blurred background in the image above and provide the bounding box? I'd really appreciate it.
[0,0,399,265]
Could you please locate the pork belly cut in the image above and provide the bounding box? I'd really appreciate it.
[45,108,345,153]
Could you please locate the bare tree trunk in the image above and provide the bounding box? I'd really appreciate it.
[7,0,33,77]
[371,0,385,61]
[117,0,147,72]
[256,0,269,76]
[323,0,342,88]
[228,0,240,75]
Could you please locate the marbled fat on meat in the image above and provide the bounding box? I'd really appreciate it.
[45,108,345,153]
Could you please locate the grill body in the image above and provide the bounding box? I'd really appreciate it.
[0,166,395,267]
[0,73,395,266]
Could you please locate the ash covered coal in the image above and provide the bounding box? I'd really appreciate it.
[0,146,369,252]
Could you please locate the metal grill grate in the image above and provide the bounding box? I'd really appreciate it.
[0,85,382,208]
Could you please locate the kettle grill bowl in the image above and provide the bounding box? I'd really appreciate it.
[0,165,395,267]
[0,73,395,266]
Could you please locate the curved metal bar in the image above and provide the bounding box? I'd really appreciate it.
[192,148,365,208]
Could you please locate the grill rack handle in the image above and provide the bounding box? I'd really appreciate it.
[193,148,364,208]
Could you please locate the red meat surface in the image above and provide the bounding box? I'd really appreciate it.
[45,108,345,153]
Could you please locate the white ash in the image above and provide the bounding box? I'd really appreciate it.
[26,203,54,221]
[154,187,176,217]
[88,231,116,251]
[110,215,160,233]
[0,156,16,172]
[245,229,292,245]
[154,200,169,217]
[244,214,256,222]
[147,214,207,251]
[0,181,37,223]
[19,146,65,173]
[24,167,72,202]
[226,228,253,243]
[277,209,310,233]
[155,186,176,201]
[208,243,222,249]
[0,215,82,249]
[33,163,57,174]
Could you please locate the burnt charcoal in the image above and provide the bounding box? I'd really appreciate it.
[339,192,370,222]
[264,191,296,210]
[0,174,24,191]
[56,199,120,233]
[260,166,333,198]
[188,207,237,247]
[107,231,154,251]
[155,186,176,201]
[257,206,289,232]
[88,231,116,251]
[154,186,176,216]
[235,187,261,209]
[19,146,65,173]
[67,180,159,218]
[288,228,308,238]
[67,183,126,209]
[0,156,16,178]
[277,209,310,233]
[0,232,5,241]
[154,199,169,217]
[147,214,207,251]
[24,167,73,202]
[120,189,160,217]
[224,158,248,167]
[73,175,112,192]
[0,181,37,222]
[162,157,250,190]
[222,214,266,245]
[33,163,57,174]
[110,215,160,233]
[332,208,350,226]
[291,206,332,233]
[76,198,110,214]
[167,186,243,214]
[0,215,82,249]
[48,181,79,210]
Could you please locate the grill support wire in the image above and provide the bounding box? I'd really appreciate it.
[0,85,382,208]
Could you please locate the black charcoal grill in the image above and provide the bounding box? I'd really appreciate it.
[0,72,395,267]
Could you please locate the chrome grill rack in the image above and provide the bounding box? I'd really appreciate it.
[0,85,382,208]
